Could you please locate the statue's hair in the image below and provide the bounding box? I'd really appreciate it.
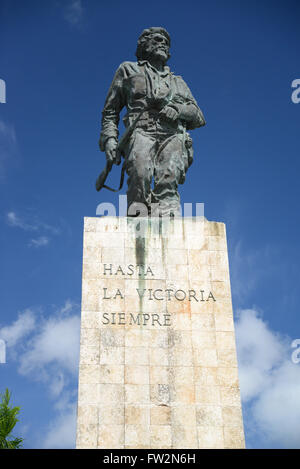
[135,27,171,61]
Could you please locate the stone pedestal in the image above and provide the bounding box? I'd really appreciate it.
[76,217,245,449]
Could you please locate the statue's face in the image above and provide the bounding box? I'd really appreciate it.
[144,32,170,63]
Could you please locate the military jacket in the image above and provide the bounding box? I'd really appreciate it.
[100,60,205,151]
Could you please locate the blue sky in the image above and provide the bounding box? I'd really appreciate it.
[0,0,300,448]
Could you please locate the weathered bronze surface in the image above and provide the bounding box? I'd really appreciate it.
[98,27,205,216]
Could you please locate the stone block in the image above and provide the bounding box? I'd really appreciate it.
[76,217,245,449]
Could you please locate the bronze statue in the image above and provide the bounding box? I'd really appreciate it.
[97,27,205,216]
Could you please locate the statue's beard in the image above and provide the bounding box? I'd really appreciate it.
[144,45,169,64]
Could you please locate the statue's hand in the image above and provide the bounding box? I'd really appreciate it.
[105,138,118,164]
[148,96,169,111]
[159,105,179,122]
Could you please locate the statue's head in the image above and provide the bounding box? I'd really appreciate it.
[135,27,171,64]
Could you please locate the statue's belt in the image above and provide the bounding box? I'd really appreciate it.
[125,108,179,128]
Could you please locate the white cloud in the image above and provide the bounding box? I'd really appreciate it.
[60,299,73,315]
[6,211,61,247]
[64,0,84,26]
[2,301,80,395]
[6,211,60,234]
[28,236,50,248]
[0,309,36,347]
[236,309,300,448]
[224,201,300,447]
[49,372,66,397]
[6,211,36,230]
[18,302,80,380]
[1,301,80,448]
[41,400,77,449]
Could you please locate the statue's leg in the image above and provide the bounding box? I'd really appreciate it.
[152,134,186,217]
[125,130,156,215]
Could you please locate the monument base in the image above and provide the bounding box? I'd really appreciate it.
[76,217,245,449]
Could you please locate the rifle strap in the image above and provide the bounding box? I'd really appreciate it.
[101,159,127,192]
